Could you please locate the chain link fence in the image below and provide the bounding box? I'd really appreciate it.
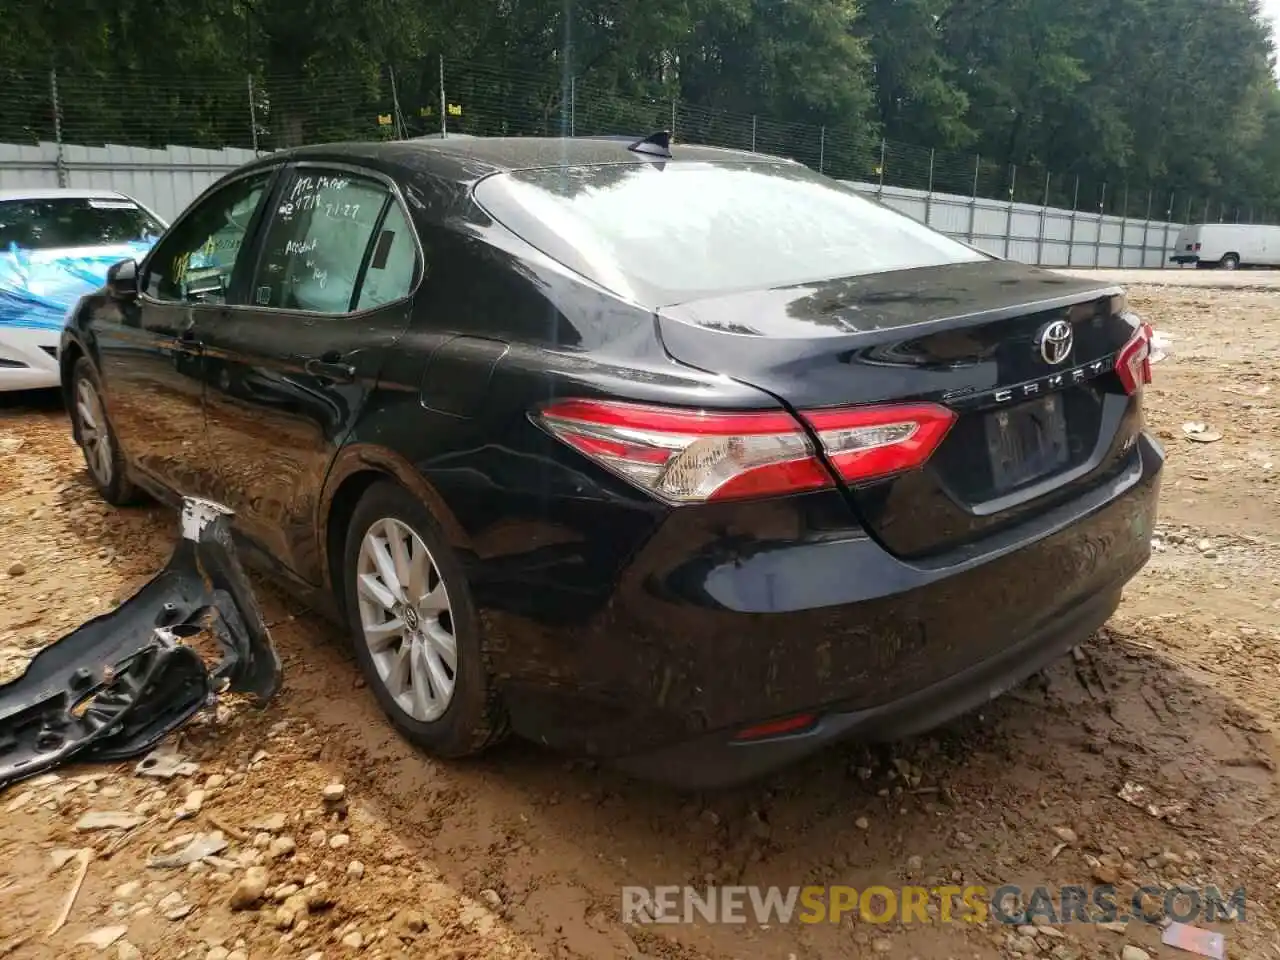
[1,60,1272,244]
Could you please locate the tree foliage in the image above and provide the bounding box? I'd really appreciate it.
[1,0,1277,214]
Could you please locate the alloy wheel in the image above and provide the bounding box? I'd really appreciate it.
[355,517,458,722]
[76,377,113,486]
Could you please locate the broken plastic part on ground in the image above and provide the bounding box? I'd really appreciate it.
[0,497,281,790]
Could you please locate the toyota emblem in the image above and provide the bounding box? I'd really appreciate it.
[1038,320,1074,366]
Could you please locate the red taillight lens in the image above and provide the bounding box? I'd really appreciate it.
[1194,242,1202,252]
[802,403,957,486]
[536,398,956,504]
[1116,321,1154,395]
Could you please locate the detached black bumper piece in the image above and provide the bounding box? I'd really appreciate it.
[0,498,282,790]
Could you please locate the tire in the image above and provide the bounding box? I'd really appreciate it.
[341,480,508,758]
[1221,253,1240,270]
[70,357,141,506]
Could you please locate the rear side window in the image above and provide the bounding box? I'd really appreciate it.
[473,161,987,304]
[355,201,418,311]
[0,196,164,251]
[252,172,407,314]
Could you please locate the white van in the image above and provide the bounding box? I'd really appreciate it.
[1170,223,1280,269]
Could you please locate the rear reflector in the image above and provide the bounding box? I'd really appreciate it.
[734,713,819,741]
[1116,321,1154,395]
[536,398,956,504]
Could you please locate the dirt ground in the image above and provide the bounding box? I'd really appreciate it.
[2,281,1280,960]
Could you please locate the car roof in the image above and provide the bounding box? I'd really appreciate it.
[256,135,798,184]
[0,187,135,202]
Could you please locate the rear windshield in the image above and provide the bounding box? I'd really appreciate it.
[0,196,165,252]
[472,160,987,304]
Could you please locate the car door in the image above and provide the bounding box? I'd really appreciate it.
[197,163,421,581]
[94,169,276,499]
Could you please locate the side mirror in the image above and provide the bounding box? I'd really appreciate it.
[106,259,139,301]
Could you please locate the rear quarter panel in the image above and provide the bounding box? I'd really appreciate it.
[331,211,799,685]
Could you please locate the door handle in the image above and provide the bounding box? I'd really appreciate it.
[305,356,356,384]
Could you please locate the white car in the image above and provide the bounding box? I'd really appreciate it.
[1,188,166,391]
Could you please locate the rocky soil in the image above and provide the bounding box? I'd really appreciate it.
[1,281,1279,959]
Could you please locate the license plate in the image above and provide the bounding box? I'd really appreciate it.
[985,395,1069,492]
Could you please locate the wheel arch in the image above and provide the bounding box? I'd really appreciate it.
[318,444,472,613]
[59,337,87,421]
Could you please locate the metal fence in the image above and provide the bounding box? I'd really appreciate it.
[0,140,258,221]
[0,59,1230,265]
[869,183,1183,268]
[0,137,1187,267]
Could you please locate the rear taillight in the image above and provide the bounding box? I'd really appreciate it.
[536,398,956,504]
[1116,321,1154,395]
[802,404,957,486]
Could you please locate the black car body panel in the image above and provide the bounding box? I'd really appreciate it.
[58,136,1163,787]
[656,260,1144,557]
[490,434,1158,767]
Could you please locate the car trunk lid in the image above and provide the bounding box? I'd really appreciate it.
[656,259,1148,558]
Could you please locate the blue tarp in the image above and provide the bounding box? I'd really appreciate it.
[0,241,156,332]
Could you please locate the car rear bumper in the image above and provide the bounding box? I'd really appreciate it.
[492,431,1163,788]
[617,581,1124,787]
[0,327,60,391]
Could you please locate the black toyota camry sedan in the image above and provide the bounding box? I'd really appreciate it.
[58,133,1162,788]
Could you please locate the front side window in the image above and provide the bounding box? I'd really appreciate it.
[143,173,271,303]
[0,196,165,252]
[251,172,396,313]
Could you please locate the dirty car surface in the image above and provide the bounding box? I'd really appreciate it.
[58,135,1161,789]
